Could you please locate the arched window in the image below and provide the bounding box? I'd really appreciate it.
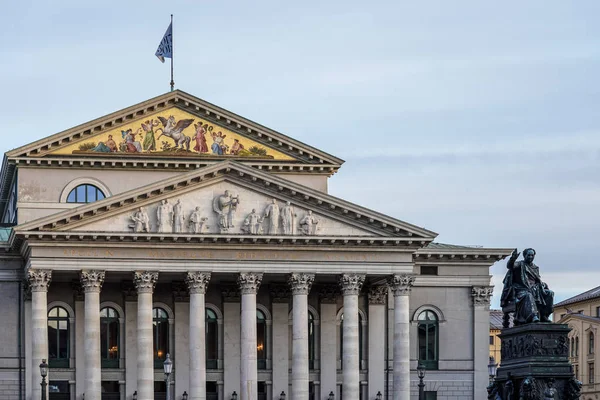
[206,308,218,369]
[153,308,169,369]
[576,336,580,356]
[66,184,105,203]
[100,307,119,368]
[340,312,364,368]
[571,337,575,357]
[590,332,595,355]
[309,311,315,370]
[48,307,69,368]
[418,310,439,370]
[257,309,267,370]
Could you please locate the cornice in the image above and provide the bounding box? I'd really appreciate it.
[7,90,344,166]
[414,248,512,264]
[13,161,437,240]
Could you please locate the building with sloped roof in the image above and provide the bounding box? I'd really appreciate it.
[0,90,513,400]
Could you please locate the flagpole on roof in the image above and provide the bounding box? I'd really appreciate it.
[170,14,174,92]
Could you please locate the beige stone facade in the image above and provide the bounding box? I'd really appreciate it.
[0,90,512,400]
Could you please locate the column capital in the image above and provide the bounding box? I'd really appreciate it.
[237,272,263,295]
[133,271,158,293]
[472,286,494,308]
[388,274,415,296]
[80,270,105,293]
[27,269,52,292]
[318,284,339,304]
[186,271,211,294]
[368,285,388,305]
[288,273,315,295]
[338,273,365,296]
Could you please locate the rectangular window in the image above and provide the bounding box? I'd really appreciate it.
[575,364,579,380]
[207,382,218,400]
[596,306,600,318]
[48,381,70,400]
[489,335,494,345]
[425,392,437,400]
[421,266,438,275]
[589,363,595,384]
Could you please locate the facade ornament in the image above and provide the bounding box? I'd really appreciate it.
[189,207,208,233]
[221,285,241,302]
[23,280,32,301]
[288,273,315,295]
[264,198,280,234]
[237,272,263,295]
[121,281,138,301]
[71,279,84,300]
[130,207,150,233]
[472,286,494,308]
[27,269,52,292]
[133,271,159,293]
[318,285,340,304]
[299,210,320,235]
[388,274,415,296]
[157,199,173,233]
[171,281,189,302]
[79,270,106,293]
[338,273,365,296]
[173,199,185,233]
[269,284,290,303]
[281,201,297,235]
[213,190,239,233]
[241,209,263,235]
[185,271,211,294]
[368,285,389,305]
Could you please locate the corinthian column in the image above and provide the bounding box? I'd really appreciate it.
[388,274,415,400]
[134,271,158,400]
[80,270,105,400]
[186,272,211,400]
[472,286,494,399]
[28,269,52,400]
[238,272,263,400]
[339,273,365,400]
[289,273,315,400]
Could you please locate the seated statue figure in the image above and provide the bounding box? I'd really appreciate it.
[500,248,554,326]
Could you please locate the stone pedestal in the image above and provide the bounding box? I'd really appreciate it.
[493,323,581,400]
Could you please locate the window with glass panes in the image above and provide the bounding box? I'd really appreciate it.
[418,310,439,369]
[48,307,69,368]
[206,308,218,369]
[100,307,119,368]
[153,308,169,369]
[257,309,267,369]
[66,184,105,203]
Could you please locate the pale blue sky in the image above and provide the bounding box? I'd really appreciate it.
[2,1,600,307]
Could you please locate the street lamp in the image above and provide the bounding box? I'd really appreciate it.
[488,356,498,384]
[417,363,426,400]
[163,353,173,400]
[132,390,137,400]
[328,391,335,400]
[231,391,238,400]
[376,391,382,400]
[182,391,188,400]
[279,391,286,400]
[39,359,48,400]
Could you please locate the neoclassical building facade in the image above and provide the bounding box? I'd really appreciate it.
[0,90,511,400]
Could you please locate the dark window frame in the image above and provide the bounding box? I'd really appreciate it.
[417,310,439,370]
[153,307,169,369]
[100,307,120,368]
[48,307,70,368]
[257,309,267,370]
[421,266,438,276]
[206,308,218,369]
[66,184,106,203]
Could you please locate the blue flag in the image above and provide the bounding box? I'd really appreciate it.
[155,22,172,63]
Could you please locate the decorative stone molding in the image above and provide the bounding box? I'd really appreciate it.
[318,285,339,304]
[80,270,105,293]
[472,286,494,308]
[237,272,263,295]
[185,271,211,294]
[121,281,137,301]
[269,284,290,303]
[71,279,84,301]
[338,274,365,296]
[221,285,241,302]
[388,274,415,296]
[171,281,189,302]
[133,271,158,294]
[368,285,389,305]
[288,273,315,295]
[27,269,52,292]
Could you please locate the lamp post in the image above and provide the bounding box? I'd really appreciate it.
[376,391,382,400]
[182,391,188,400]
[132,390,137,400]
[231,391,238,400]
[163,353,173,400]
[417,363,426,400]
[488,356,498,384]
[39,359,48,400]
[328,391,335,400]
[279,391,286,400]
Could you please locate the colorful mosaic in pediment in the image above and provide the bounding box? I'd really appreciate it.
[49,107,294,160]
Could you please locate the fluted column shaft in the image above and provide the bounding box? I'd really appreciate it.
[80,270,105,400]
[134,271,158,400]
[339,274,365,400]
[238,273,263,400]
[289,273,315,400]
[28,269,52,400]
[187,272,212,400]
[389,275,415,400]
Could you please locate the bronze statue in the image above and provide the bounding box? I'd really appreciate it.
[500,248,554,326]
[543,378,557,399]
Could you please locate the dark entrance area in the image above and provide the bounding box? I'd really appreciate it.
[101,381,120,400]
[48,381,69,400]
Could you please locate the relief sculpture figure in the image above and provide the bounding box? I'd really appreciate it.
[242,209,263,235]
[173,199,184,233]
[157,199,173,233]
[130,207,150,233]
[189,207,208,233]
[500,248,554,326]
[264,198,280,234]
[299,210,320,235]
[281,201,297,235]
[543,378,557,400]
[213,190,237,233]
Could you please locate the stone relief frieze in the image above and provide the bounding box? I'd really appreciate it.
[501,333,569,361]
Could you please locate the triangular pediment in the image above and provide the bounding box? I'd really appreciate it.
[7,90,344,167]
[14,162,437,245]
